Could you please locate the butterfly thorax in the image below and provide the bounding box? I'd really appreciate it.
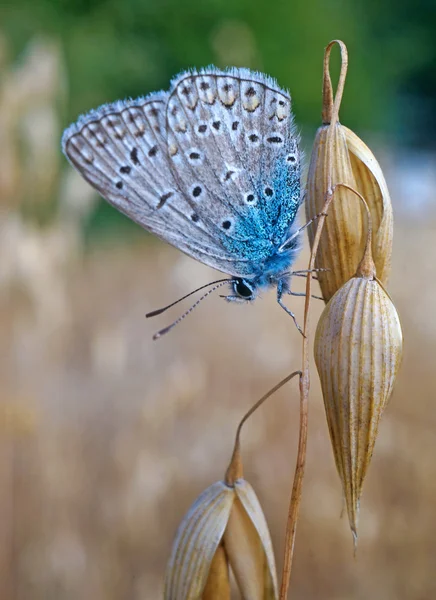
[231,229,301,301]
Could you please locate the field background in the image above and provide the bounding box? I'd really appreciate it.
[1,1,436,598]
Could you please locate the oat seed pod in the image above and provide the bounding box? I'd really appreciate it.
[163,378,293,600]
[164,477,277,600]
[306,40,393,301]
[314,236,403,540]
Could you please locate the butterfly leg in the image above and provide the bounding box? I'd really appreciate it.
[291,268,329,277]
[288,290,324,300]
[292,273,319,281]
[277,281,305,336]
[287,283,324,301]
[280,271,324,301]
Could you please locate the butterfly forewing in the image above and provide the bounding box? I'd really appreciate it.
[62,93,233,267]
[63,95,171,217]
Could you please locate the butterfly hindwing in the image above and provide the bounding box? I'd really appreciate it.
[165,68,301,268]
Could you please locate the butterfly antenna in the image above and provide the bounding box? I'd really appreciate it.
[152,279,233,340]
[146,278,233,318]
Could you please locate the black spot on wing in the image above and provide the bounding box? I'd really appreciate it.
[157,192,173,209]
[130,147,139,164]
[192,186,202,197]
[244,192,256,205]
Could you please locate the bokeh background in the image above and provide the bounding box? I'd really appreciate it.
[1,1,436,598]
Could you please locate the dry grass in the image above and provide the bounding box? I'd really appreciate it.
[1,221,435,599]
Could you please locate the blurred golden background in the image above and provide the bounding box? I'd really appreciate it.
[1,1,435,598]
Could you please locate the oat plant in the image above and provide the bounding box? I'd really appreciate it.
[165,39,403,599]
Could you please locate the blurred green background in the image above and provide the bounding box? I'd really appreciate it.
[3,0,436,137]
[3,0,436,230]
[1,1,436,599]
[3,0,436,231]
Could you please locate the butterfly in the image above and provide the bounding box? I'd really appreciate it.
[62,67,309,336]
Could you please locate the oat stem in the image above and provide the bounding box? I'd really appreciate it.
[225,371,301,486]
[334,182,375,279]
[279,39,349,600]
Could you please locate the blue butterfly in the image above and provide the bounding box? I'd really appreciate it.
[62,67,308,336]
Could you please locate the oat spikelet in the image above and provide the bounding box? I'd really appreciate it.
[314,191,403,541]
[164,472,277,600]
[165,374,305,600]
[306,40,393,301]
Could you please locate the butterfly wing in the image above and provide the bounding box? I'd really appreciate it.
[62,69,300,279]
[165,68,301,276]
[62,93,233,270]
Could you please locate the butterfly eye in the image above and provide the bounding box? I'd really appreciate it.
[233,278,255,299]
